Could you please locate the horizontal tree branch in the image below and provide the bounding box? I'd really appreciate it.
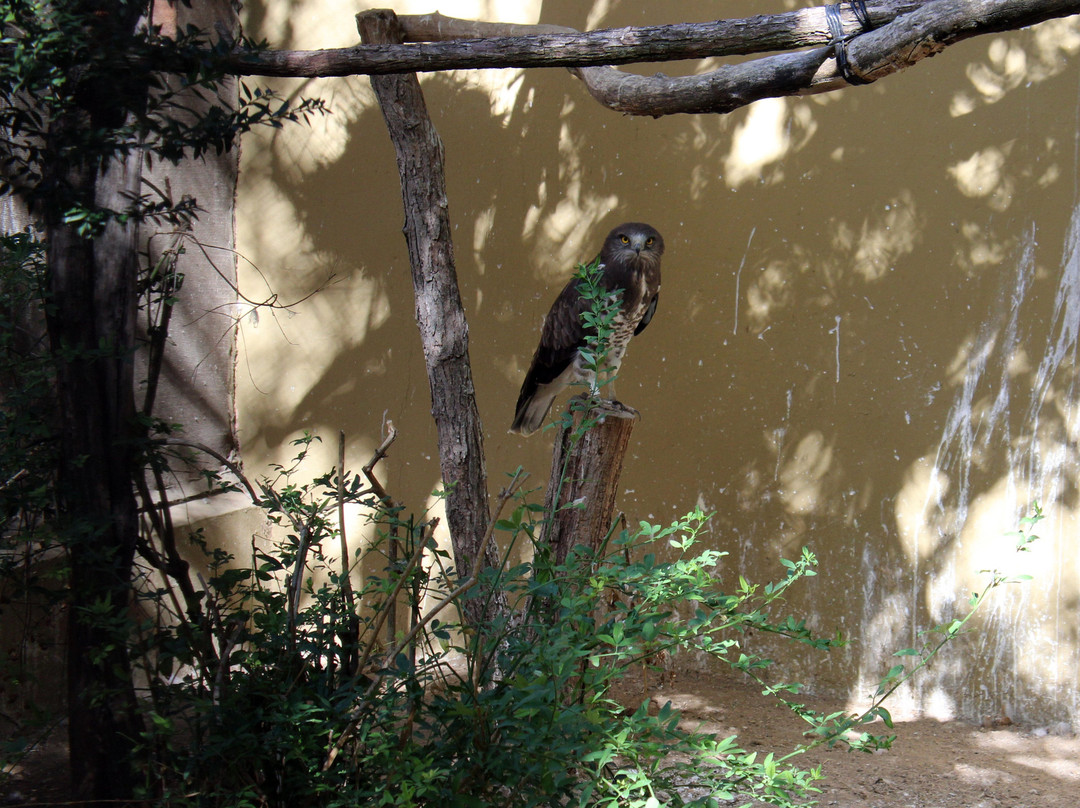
[394,0,1080,116]
[568,52,836,117]
[849,0,1079,81]
[228,0,1079,117]
[231,1,925,78]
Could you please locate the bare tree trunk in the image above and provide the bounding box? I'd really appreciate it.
[542,407,637,566]
[46,152,144,805]
[358,9,505,626]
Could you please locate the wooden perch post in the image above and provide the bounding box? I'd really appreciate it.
[542,405,637,566]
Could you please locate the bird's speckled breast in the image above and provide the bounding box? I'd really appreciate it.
[606,281,651,365]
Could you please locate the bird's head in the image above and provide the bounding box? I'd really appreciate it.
[603,222,664,268]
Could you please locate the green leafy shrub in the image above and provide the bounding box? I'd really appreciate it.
[126,433,834,806]
[126,431,1051,808]
[135,436,1042,807]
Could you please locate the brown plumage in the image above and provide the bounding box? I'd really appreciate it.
[510,222,664,436]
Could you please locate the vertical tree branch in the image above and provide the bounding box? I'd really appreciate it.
[357,9,504,625]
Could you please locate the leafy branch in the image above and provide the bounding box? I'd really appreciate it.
[575,256,624,399]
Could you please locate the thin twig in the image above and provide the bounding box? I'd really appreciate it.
[359,418,400,644]
[382,466,529,675]
[337,429,354,611]
[155,437,260,503]
[353,519,436,678]
[0,468,27,492]
[133,469,218,669]
[254,480,316,647]
[322,470,528,771]
[337,429,359,675]
[141,221,189,417]
[212,619,245,706]
[288,522,311,644]
[362,419,398,504]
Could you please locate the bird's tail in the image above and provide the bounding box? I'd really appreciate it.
[509,391,557,436]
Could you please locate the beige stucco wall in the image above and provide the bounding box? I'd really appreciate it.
[235,0,1080,730]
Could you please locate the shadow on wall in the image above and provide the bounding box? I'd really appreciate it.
[234,0,1080,728]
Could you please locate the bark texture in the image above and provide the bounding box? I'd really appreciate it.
[358,9,503,623]
[567,0,1080,113]
[46,136,144,808]
[229,0,1080,116]
[243,2,921,76]
[542,408,637,567]
[35,6,151,801]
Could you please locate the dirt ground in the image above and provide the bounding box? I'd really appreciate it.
[4,671,1078,806]
[653,671,1080,808]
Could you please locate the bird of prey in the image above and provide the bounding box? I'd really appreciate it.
[510,222,664,436]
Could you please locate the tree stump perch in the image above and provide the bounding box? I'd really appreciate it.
[541,403,637,566]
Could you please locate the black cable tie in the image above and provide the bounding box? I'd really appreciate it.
[825,2,872,86]
[850,0,874,32]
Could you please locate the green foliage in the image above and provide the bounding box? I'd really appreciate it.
[0,0,327,229]
[574,255,624,398]
[0,377,1046,808]
[0,233,53,535]
[121,441,1040,807]
[774,503,1045,759]
[0,12,1046,799]
[0,2,329,787]
[106,256,1044,806]
[130,439,839,807]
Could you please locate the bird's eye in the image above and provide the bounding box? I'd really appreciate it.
[620,235,630,244]
[645,237,654,246]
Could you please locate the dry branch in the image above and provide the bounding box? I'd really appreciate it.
[847,0,1076,82]
[224,0,1080,116]
[337,430,354,614]
[358,9,505,626]
[238,2,921,76]
[322,470,527,773]
[396,0,1080,116]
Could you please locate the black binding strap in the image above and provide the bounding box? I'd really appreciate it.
[826,1,873,86]
[850,0,874,31]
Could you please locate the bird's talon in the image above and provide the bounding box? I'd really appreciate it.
[591,400,639,420]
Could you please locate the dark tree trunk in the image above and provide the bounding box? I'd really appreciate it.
[39,3,149,801]
[45,155,145,804]
[358,9,506,626]
[45,149,145,805]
